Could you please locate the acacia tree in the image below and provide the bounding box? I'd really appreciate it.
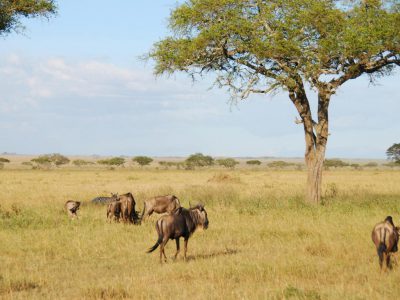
[149,0,400,203]
[0,0,56,35]
[386,143,400,163]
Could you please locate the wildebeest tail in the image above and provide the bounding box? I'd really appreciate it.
[147,220,163,253]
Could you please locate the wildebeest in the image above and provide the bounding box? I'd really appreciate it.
[119,192,139,224]
[147,204,209,263]
[91,193,118,204]
[371,216,400,271]
[106,200,121,222]
[65,200,81,219]
[141,195,181,221]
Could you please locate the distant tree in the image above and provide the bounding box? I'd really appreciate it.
[324,159,349,168]
[386,143,400,163]
[0,0,57,36]
[97,157,125,167]
[132,156,153,167]
[350,163,362,170]
[216,158,239,169]
[0,158,10,163]
[149,0,400,204]
[246,160,261,166]
[185,153,214,168]
[31,153,69,168]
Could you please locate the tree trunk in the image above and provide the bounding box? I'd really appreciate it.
[289,84,331,204]
[304,92,330,204]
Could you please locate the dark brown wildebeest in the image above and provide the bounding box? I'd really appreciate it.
[65,200,81,219]
[371,216,400,271]
[147,204,209,263]
[119,193,139,224]
[141,195,181,221]
[106,200,121,222]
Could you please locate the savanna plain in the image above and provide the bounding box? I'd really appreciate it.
[1,164,400,299]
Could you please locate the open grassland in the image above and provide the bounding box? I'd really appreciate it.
[1,168,400,299]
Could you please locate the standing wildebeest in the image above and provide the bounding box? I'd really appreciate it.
[372,216,400,271]
[91,193,118,204]
[65,200,81,219]
[106,200,121,222]
[147,204,209,263]
[141,195,181,221]
[119,193,139,224]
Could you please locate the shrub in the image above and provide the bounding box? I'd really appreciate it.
[267,161,294,168]
[216,158,239,169]
[364,162,378,168]
[324,159,349,168]
[0,158,10,163]
[246,160,261,166]
[72,159,93,167]
[97,157,125,166]
[31,153,69,168]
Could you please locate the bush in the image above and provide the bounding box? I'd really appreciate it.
[185,153,214,168]
[132,156,153,166]
[0,158,10,163]
[267,161,294,168]
[72,159,93,167]
[216,158,239,169]
[97,157,125,167]
[246,160,261,166]
[324,159,349,168]
[31,153,69,168]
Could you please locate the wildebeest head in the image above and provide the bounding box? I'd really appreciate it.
[190,203,209,230]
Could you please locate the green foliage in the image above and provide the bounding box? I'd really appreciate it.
[216,158,239,169]
[97,157,125,166]
[246,160,262,166]
[132,156,153,166]
[386,143,400,163]
[31,153,69,168]
[267,161,295,168]
[149,0,400,96]
[324,159,349,168]
[72,159,93,167]
[0,0,57,36]
[0,157,10,163]
[185,153,214,168]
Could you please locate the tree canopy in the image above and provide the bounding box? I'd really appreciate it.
[0,0,57,36]
[386,143,400,163]
[132,156,154,166]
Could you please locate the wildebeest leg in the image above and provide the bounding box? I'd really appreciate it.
[174,238,180,260]
[386,253,392,270]
[160,239,168,263]
[183,238,188,261]
[381,252,388,272]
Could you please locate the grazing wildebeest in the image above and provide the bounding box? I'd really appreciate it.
[91,193,118,204]
[65,200,81,219]
[141,195,181,221]
[119,193,139,224]
[106,200,121,222]
[147,204,209,263]
[372,216,400,271]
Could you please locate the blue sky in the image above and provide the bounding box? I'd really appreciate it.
[0,1,398,158]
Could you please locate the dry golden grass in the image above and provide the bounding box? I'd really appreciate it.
[1,168,400,299]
